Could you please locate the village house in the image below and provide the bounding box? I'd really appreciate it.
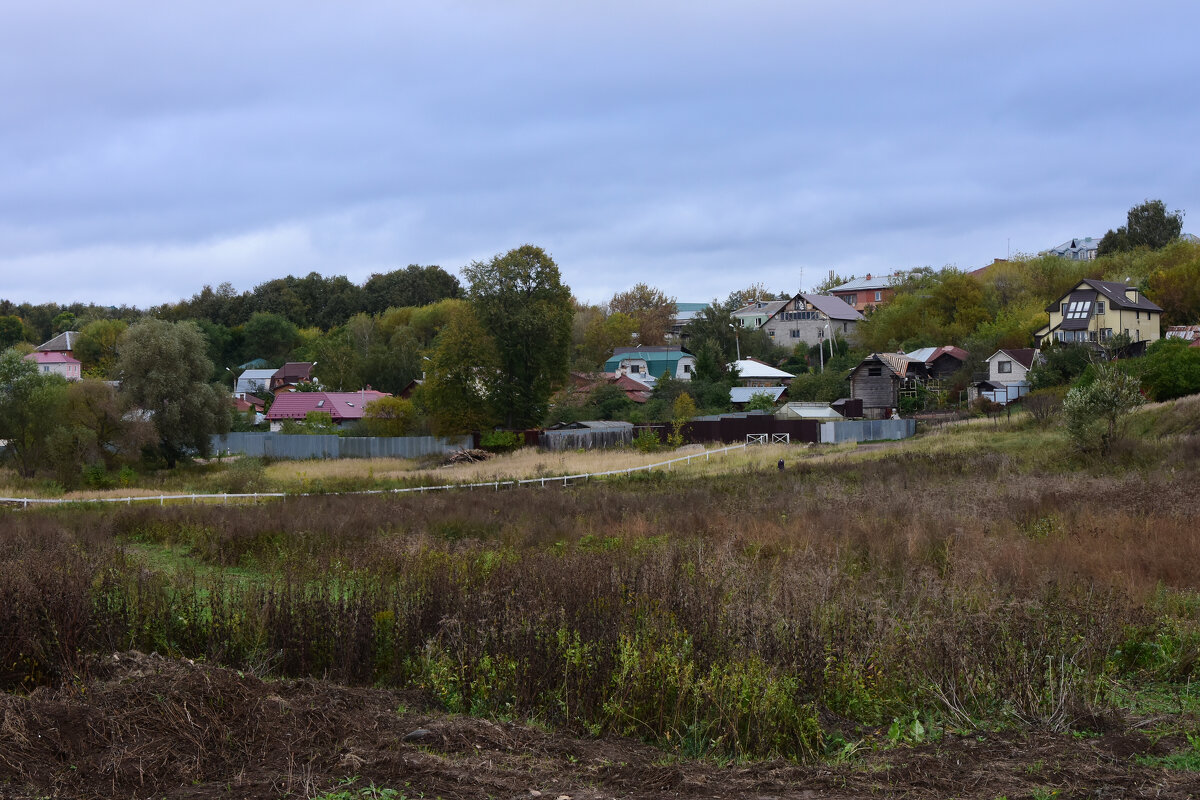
[1040,236,1100,262]
[603,346,696,383]
[264,390,389,431]
[1034,279,1162,351]
[269,362,317,393]
[827,272,907,313]
[974,348,1039,405]
[747,293,865,347]
[24,350,82,380]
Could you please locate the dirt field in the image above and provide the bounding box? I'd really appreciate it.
[1,652,1195,800]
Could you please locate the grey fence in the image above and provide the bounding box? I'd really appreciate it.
[211,432,473,460]
[819,419,916,444]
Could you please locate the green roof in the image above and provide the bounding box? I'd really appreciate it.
[604,347,690,377]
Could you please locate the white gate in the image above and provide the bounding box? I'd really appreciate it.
[771,433,790,444]
[746,434,768,445]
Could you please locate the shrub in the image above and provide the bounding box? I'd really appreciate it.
[633,428,661,452]
[1022,387,1066,424]
[363,396,417,437]
[1142,338,1200,401]
[480,430,523,453]
[1063,362,1145,453]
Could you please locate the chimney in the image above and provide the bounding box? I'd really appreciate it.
[865,273,872,281]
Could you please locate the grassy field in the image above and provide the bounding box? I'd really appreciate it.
[2,399,1199,777]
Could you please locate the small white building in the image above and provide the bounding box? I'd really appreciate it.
[976,348,1039,405]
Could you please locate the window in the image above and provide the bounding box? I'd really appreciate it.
[1136,311,1140,320]
[1100,328,1112,341]
[844,294,857,306]
[874,291,882,302]
[1061,303,1068,315]
[630,364,640,374]
[997,361,1012,374]
[1064,301,1092,320]
[682,364,691,374]
[867,366,882,377]
[1096,301,1105,314]
[789,329,801,338]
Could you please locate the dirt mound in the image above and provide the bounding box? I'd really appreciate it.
[0,653,1195,799]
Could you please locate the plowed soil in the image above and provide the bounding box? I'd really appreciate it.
[0,652,1196,799]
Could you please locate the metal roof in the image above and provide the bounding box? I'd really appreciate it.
[797,293,865,321]
[728,358,795,379]
[828,272,908,292]
[35,331,79,352]
[730,386,787,404]
[265,391,390,421]
[775,402,844,420]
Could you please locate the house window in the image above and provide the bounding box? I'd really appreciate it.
[867,366,882,377]
[844,294,857,306]
[789,329,801,338]
[1064,301,1092,320]
[630,364,640,374]
[998,361,1012,374]
[1096,301,1105,314]
[1136,311,1140,320]
[874,291,882,302]
[682,364,691,374]
[1101,328,1112,341]
[1061,303,1068,315]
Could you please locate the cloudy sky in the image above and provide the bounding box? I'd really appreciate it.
[2,1,1197,309]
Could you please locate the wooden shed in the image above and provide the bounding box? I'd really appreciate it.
[541,421,635,451]
[849,353,914,418]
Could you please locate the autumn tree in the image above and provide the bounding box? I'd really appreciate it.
[362,396,417,436]
[608,283,676,346]
[0,349,68,477]
[116,319,231,467]
[464,245,573,428]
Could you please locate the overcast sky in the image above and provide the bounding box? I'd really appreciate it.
[2,1,1197,309]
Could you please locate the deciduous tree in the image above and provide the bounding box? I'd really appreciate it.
[463,245,573,428]
[1098,199,1184,256]
[116,319,231,467]
[608,283,676,346]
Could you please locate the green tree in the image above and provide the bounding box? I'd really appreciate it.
[1062,360,1145,454]
[362,396,417,436]
[0,349,68,477]
[0,316,24,349]
[362,265,462,314]
[588,383,633,420]
[745,391,777,412]
[116,319,232,467]
[241,312,299,364]
[1098,199,1185,256]
[463,245,573,428]
[423,306,500,436]
[1141,338,1200,401]
[669,392,698,447]
[73,318,128,377]
[581,311,638,369]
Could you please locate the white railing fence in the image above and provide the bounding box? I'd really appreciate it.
[0,443,751,510]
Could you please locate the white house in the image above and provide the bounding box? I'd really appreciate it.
[24,351,82,381]
[977,348,1039,405]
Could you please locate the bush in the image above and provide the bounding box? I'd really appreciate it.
[214,457,269,494]
[1022,387,1066,424]
[970,397,1001,416]
[633,428,662,452]
[480,430,523,453]
[1142,338,1200,401]
[1063,362,1145,453]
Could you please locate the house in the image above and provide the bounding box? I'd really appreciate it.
[234,394,266,414]
[24,351,82,381]
[848,353,915,418]
[975,348,1038,405]
[1034,279,1162,350]
[1041,237,1100,262]
[731,299,788,330]
[264,390,390,431]
[753,293,865,347]
[904,345,969,382]
[35,330,81,357]
[604,346,696,381]
[235,368,277,398]
[270,362,316,393]
[828,272,908,313]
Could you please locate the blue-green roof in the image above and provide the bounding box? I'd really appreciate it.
[604,347,690,377]
[675,302,710,312]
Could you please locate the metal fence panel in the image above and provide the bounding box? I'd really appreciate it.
[819,419,916,444]
[211,433,472,460]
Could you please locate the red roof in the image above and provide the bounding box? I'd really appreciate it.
[929,346,969,363]
[265,391,390,421]
[25,351,81,365]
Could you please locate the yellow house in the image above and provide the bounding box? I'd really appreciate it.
[1035,279,1162,348]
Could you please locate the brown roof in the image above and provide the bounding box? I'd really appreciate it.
[996,348,1038,370]
[797,293,865,322]
[1045,280,1162,313]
